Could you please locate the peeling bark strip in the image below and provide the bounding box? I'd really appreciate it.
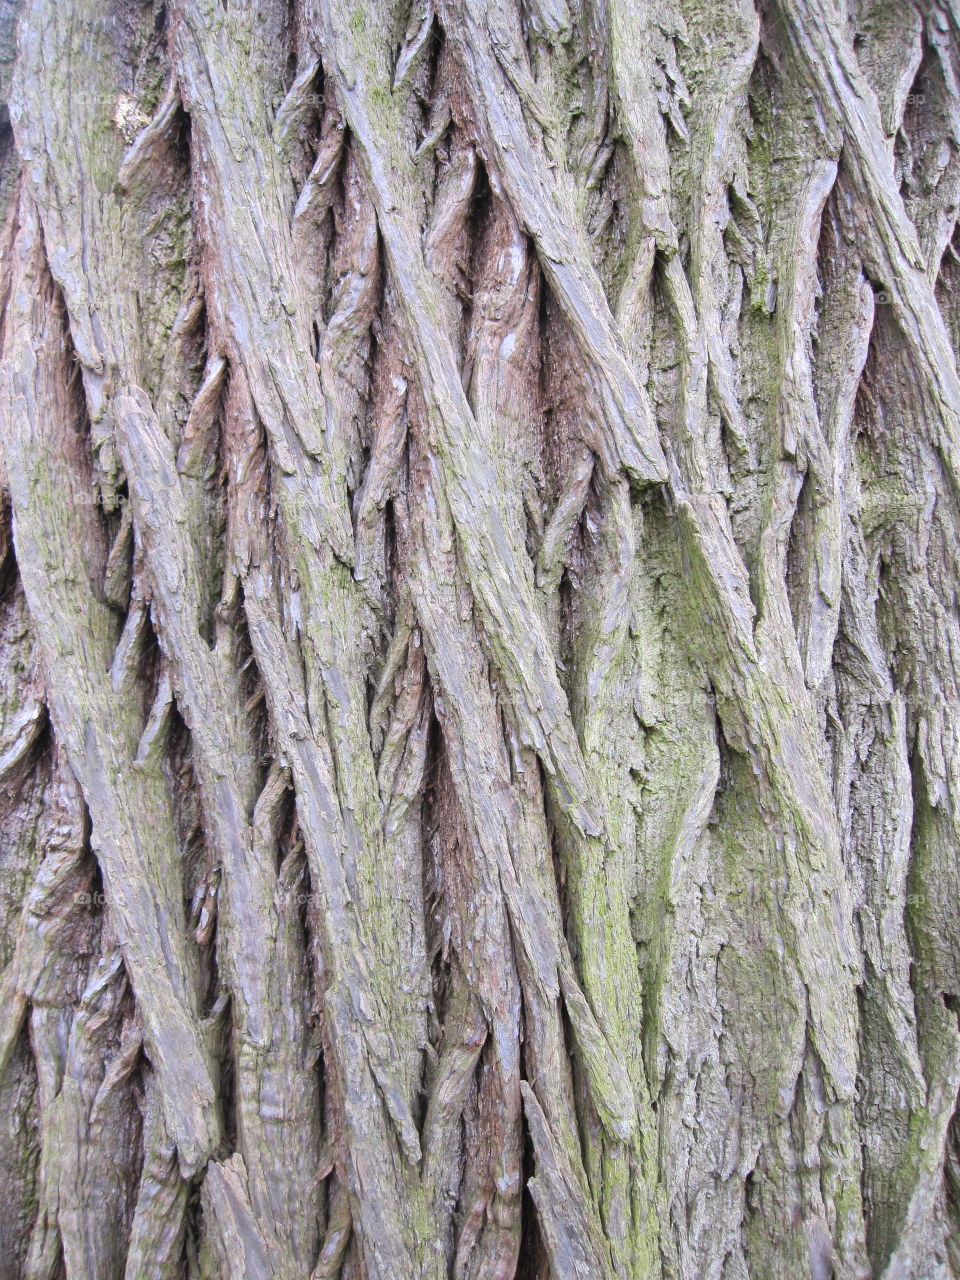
[1,0,960,1277]
[1,193,220,1178]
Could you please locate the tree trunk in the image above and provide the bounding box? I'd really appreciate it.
[0,0,958,1275]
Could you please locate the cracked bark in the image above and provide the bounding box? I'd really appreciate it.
[1,0,960,1277]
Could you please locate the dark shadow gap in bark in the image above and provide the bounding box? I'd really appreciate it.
[0,985,41,1275]
[228,586,272,796]
[421,709,457,1059]
[164,699,221,1019]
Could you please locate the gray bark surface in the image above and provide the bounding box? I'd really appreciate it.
[0,0,959,1276]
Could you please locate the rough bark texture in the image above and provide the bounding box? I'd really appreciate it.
[1,0,959,1276]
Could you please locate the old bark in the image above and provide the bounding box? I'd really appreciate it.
[0,0,959,1275]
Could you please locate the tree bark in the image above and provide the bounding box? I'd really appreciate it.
[0,0,959,1276]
